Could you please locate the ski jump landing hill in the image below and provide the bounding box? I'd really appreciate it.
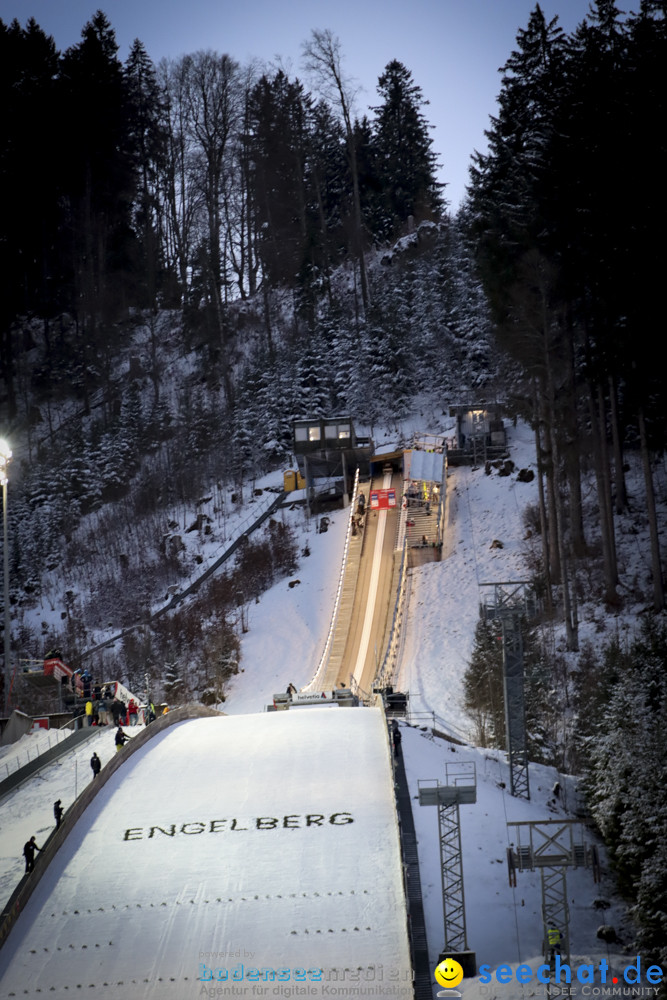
[0,709,412,999]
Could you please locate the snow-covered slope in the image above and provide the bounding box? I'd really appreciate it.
[0,727,119,906]
[0,710,411,997]
[0,420,647,998]
[401,723,630,995]
[398,420,538,733]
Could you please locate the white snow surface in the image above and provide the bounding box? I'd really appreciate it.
[0,710,411,997]
[223,508,350,713]
[0,419,655,997]
[0,727,119,906]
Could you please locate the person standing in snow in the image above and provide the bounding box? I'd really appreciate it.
[547,926,561,963]
[97,696,108,726]
[23,836,42,873]
[54,799,64,828]
[115,726,131,752]
[90,752,101,777]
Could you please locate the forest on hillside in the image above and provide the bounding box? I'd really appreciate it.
[1,0,667,962]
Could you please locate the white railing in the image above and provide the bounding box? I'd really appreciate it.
[376,536,409,691]
[407,710,471,744]
[302,468,360,692]
[0,722,76,781]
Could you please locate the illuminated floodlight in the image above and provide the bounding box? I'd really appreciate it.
[0,438,11,486]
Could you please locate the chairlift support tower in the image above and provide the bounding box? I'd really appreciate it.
[506,819,601,966]
[480,581,534,800]
[418,763,477,977]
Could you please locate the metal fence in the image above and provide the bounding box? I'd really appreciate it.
[0,723,75,780]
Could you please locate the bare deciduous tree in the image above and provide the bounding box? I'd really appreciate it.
[302,29,369,311]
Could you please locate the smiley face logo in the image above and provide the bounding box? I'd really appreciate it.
[435,957,464,989]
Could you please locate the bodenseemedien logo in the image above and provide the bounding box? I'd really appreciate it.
[478,956,664,991]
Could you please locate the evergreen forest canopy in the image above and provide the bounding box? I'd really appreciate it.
[0,2,665,640]
[468,0,667,621]
[0,10,442,408]
[1,0,666,656]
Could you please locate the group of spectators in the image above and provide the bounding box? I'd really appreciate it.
[20,690,169,879]
[83,689,140,728]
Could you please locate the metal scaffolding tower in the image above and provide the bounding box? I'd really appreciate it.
[541,867,570,964]
[506,819,601,965]
[419,763,477,976]
[480,581,534,800]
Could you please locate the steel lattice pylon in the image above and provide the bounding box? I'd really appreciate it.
[438,800,468,951]
[480,581,534,800]
[541,867,570,965]
[419,764,476,959]
[507,820,600,966]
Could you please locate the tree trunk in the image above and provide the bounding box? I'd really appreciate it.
[348,137,369,311]
[303,31,368,312]
[587,383,618,605]
[546,370,578,651]
[597,384,619,587]
[262,282,274,358]
[608,373,627,514]
[539,386,561,585]
[312,171,333,305]
[638,405,664,612]
[564,331,586,554]
[533,383,553,614]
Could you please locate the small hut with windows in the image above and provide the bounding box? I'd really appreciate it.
[447,404,506,465]
[292,417,373,508]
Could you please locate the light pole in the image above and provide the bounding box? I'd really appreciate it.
[0,438,12,717]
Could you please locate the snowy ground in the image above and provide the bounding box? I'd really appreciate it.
[222,506,350,713]
[0,725,75,781]
[402,724,632,998]
[397,419,539,735]
[0,419,656,998]
[0,710,411,999]
[0,726,128,907]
